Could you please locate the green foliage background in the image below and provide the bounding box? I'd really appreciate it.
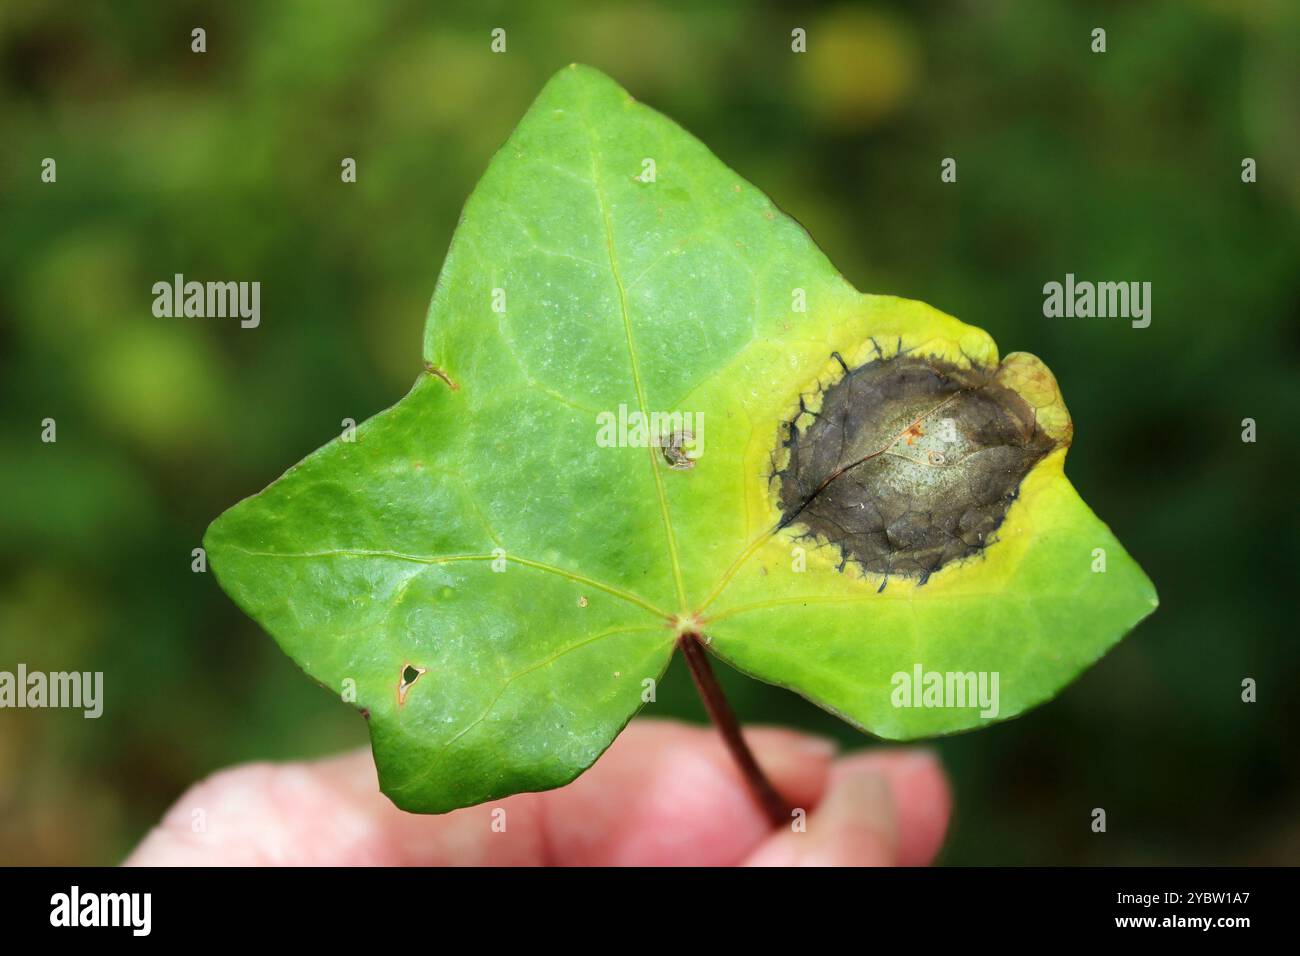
[1,0,1296,864]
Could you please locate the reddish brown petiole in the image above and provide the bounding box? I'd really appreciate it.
[677,631,790,829]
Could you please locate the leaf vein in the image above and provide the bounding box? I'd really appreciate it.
[578,95,688,612]
[223,545,670,617]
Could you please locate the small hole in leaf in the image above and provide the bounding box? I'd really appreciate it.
[397,664,427,704]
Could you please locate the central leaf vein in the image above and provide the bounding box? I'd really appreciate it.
[579,96,688,613]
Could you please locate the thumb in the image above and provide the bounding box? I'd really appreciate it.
[744,749,948,866]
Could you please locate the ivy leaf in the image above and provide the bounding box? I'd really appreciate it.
[206,65,1157,813]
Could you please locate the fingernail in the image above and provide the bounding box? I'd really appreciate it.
[842,767,892,806]
[893,747,940,774]
[836,768,897,839]
[795,734,840,758]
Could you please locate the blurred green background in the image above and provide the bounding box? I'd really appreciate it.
[2,0,1297,865]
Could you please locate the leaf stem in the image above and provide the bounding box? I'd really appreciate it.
[678,632,789,829]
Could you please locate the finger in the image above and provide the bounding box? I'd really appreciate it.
[124,719,839,866]
[743,749,950,867]
[851,750,952,865]
[538,719,837,865]
[123,747,501,866]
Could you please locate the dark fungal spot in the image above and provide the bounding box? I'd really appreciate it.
[774,354,1060,583]
[658,430,696,470]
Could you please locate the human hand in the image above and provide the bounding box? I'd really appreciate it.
[125,719,951,866]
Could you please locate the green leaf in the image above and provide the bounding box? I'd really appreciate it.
[206,64,1157,813]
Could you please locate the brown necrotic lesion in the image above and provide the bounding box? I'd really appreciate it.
[774,354,1061,587]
